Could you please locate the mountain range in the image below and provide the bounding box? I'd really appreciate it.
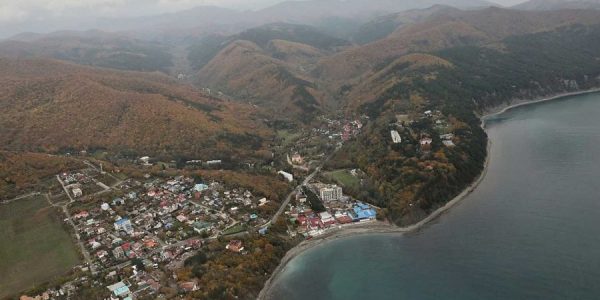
[0,0,495,40]
[3,5,600,156]
[0,58,272,162]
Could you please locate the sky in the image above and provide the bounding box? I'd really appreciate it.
[0,0,285,23]
[0,0,529,37]
[0,0,528,23]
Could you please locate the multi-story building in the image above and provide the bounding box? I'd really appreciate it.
[319,185,343,202]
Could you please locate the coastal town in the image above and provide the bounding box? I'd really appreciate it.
[13,116,384,300]
[4,2,600,299]
[6,108,469,299]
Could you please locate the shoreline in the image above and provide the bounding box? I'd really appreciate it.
[481,88,600,120]
[259,140,491,300]
[258,87,600,300]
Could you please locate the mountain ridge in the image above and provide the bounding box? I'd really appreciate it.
[0,58,273,162]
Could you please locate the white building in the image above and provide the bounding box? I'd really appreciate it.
[420,138,433,145]
[319,185,343,202]
[443,140,456,147]
[278,171,294,182]
[139,156,151,165]
[206,160,222,165]
[72,187,83,198]
[390,130,402,144]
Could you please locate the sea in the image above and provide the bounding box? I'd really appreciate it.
[265,92,600,300]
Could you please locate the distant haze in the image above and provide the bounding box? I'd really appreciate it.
[0,0,528,38]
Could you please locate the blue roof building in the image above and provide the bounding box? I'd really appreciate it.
[194,183,209,192]
[107,281,131,298]
[351,203,377,221]
[114,218,134,234]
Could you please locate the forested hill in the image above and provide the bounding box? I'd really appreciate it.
[0,58,273,163]
[192,23,347,121]
[3,7,600,228]
[0,31,173,73]
[327,11,600,226]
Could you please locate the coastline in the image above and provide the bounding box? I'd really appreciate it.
[481,88,600,120]
[259,129,494,300]
[258,87,600,300]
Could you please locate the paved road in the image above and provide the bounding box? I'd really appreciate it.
[262,147,340,229]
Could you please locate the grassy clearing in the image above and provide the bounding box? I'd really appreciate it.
[221,224,247,236]
[277,130,302,147]
[0,196,80,298]
[324,169,360,189]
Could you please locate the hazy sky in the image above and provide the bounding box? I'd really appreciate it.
[0,0,286,23]
[0,0,528,23]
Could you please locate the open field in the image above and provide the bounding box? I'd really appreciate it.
[0,196,80,298]
[324,169,360,189]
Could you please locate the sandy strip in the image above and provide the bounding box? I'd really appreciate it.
[258,88,600,300]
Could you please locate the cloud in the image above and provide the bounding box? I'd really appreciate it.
[0,3,29,22]
[0,0,287,24]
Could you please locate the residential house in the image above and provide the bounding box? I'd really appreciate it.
[319,212,335,226]
[72,188,83,198]
[114,218,134,235]
[291,153,304,165]
[226,240,244,253]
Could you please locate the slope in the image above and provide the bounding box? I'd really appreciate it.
[0,59,272,162]
[193,24,348,120]
[317,7,600,98]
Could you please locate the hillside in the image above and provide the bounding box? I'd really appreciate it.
[0,151,84,200]
[317,7,600,96]
[328,15,600,225]
[188,23,349,70]
[0,59,273,162]
[193,24,347,120]
[196,40,325,121]
[254,0,493,24]
[351,5,461,44]
[0,31,173,73]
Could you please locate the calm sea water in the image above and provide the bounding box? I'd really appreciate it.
[266,92,600,300]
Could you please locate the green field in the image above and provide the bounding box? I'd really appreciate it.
[276,130,302,147]
[324,169,361,189]
[0,196,81,298]
[221,224,248,236]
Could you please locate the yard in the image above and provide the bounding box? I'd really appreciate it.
[221,224,248,236]
[324,169,361,190]
[0,196,80,298]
